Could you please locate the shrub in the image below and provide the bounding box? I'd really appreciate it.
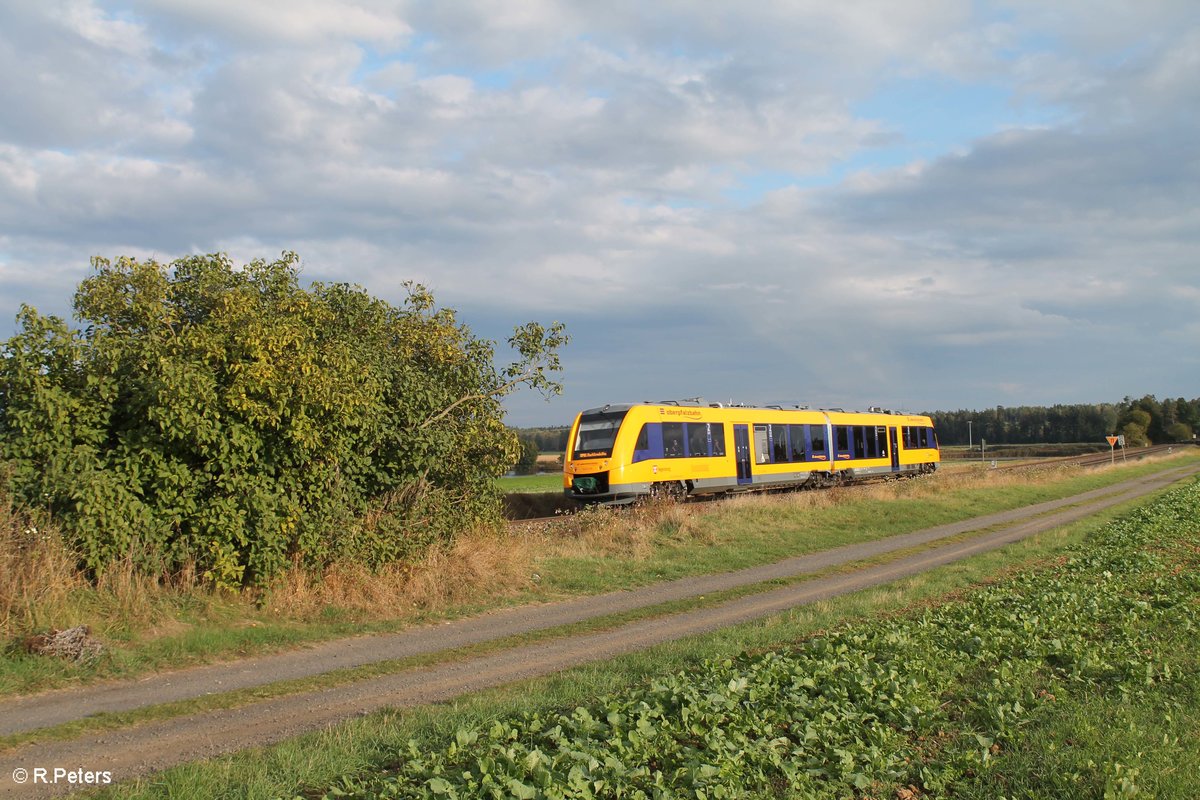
[0,253,566,588]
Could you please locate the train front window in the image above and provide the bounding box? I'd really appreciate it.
[572,411,628,458]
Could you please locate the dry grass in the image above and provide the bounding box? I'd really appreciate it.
[0,497,211,641]
[265,455,1113,618]
[527,497,713,562]
[0,501,85,637]
[262,528,540,618]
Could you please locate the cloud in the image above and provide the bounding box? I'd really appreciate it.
[0,1,1198,425]
[133,0,412,46]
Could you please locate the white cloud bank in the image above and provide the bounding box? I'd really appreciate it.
[0,1,1197,425]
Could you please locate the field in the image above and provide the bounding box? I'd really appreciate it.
[315,477,1200,799]
[498,472,563,493]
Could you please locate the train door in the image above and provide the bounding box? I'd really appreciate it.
[889,426,900,472]
[733,424,753,485]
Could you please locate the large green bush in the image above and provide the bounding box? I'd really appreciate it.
[0,253,566,587]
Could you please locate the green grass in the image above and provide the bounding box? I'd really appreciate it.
[497,473,564,493]
[954,680,1200,799]
[88,476,1200,799]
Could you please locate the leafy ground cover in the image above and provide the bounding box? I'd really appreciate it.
[313,477,1200,799]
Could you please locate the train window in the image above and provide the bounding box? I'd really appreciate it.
[687,423,709,458]
[901,426,936,450]
[754,424,771,464]
[663,423,685,458]
[836,426,850,458]
[771,424,789,462]
[809,425,827,459]
[875,426,888,458]
[635,425,649,451]
[861,426,877,459]
[921,427,935,449]
[788,425,806,461]
[853,426,867,459]
[632,423,661,463]
[710,424,727,457]
[573,409,628,458]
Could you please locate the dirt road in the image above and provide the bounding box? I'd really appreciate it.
[3,462,1197,798]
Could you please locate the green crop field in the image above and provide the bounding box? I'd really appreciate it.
[308,478,1200,799]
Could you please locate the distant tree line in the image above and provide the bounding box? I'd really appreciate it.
[506,428,569,474]
[514,395,1199,457]
[927,395,1199,447]
[513,427,572,454]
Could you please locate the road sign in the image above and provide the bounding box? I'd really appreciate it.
[1106,434,1127,464]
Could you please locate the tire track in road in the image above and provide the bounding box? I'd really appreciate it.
[2,463,1197,798]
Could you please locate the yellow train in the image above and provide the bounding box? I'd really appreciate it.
[563,400,939,504]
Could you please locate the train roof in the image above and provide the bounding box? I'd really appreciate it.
[580,400,927,417]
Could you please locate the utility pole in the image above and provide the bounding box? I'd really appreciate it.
[968,420,973,451]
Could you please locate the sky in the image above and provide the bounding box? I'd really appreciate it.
[1,1,1197,427]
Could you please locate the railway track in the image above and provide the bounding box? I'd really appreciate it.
[981,443,1181,472]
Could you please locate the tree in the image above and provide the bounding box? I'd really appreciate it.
[1166,422,1194,442]
[0,253,567,587]
[514,436,540,474]
[1118,407,1152,447]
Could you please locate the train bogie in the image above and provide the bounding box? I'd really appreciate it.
[563,402,939,504]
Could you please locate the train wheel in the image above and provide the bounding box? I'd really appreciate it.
[648,481,687,501]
